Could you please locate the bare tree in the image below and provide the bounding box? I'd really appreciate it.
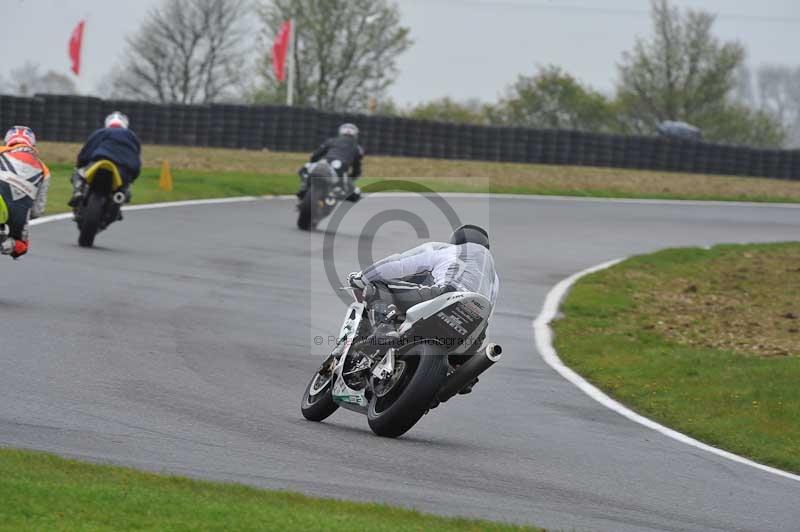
[738,65,800,147]
[8,62,43,96]
[5,62,77,95]
[256,0,412,112]
[112,0,250,104]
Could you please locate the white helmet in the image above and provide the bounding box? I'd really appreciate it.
[104,111,130,129]
[338,123,359,137]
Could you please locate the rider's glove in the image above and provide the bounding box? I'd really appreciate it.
[298,164,311,179]
[348,271,366,290]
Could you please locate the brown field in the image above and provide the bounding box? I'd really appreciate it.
[39,141,800,202]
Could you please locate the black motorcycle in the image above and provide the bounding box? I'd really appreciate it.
[296,161,352,231]
[73,160,127,248]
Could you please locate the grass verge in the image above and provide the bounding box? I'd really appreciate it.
[44,162,297,215]
[553,243,800,473]
[0,448,538,531]
[39,141,800,208]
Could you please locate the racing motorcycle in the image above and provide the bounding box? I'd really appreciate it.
[301,280,503,437]
[296,161,352,231]
[72,160,128,247]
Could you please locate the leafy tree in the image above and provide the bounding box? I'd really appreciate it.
[615,0,785,146]
[256,0,412,112]
[112,0,249,104]
[488,65,619,131]
[701,103,786,148]
[406,97,489,124]
[617,0,744,128]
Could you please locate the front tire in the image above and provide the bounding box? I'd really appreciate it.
[367,344,448,438]
[78,193,104,248]
[301,369,339,422]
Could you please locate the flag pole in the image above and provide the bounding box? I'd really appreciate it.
[286,19,295,106]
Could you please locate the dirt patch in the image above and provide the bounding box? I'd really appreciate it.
[629,245,800,357]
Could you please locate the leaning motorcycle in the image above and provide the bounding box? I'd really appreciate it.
[296,161,351,231]
[300,280,502,438]
[73,160,127,247]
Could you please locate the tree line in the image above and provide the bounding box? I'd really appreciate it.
[3,0,798,148]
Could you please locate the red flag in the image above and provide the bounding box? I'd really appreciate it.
[272,20,292,83]
[69,20,85,75]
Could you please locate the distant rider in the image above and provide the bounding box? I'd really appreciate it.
[297,123,364,202]
[347,224,499,394]
[0,126,50,259]
[69,112,142,212]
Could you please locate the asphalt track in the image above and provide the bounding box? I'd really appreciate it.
[2,194,800,532]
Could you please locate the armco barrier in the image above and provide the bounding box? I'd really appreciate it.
[0,93,797,179]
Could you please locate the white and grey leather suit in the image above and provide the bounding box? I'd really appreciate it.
[361,241,499,312]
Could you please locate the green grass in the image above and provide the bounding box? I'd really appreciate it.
[43,162,800,219]
[39,141,800,213]
[553,243,800,473]
[0,448,538,531]
[45,163,297,215]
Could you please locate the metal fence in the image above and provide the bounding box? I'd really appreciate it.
[1,93,798,179]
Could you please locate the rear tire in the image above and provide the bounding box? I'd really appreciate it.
[78,193,104,248]
[301,370,339,422]
[367,344,448,438]
[297,185,322,231]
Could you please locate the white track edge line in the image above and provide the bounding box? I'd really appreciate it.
[29,196,265,227]
[533,258,800,484]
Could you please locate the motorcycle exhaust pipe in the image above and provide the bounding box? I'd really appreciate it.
[437,343,502,403]
[112,191,127,205]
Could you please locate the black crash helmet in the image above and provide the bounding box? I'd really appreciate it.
[449,224,490,249]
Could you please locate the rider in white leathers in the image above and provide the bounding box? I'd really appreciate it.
[347,225,498,394]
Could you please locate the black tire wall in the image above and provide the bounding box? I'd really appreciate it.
[0,93,797,180]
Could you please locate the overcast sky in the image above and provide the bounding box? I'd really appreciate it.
[3,0,798,106]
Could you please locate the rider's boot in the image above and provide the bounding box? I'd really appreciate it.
[68,171,86,207]
[362,302,400,355]
[364,321,399,355]
[345,186,362,203]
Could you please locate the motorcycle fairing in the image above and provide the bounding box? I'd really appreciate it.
[330,301,370,412]
[398,291,492,354]
[84,160,124,191]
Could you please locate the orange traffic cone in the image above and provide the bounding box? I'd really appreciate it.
[159,160,173,192]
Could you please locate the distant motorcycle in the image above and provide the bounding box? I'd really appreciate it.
[301,279,503,438]
[73,160,127,247]
[296,161,351,231]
